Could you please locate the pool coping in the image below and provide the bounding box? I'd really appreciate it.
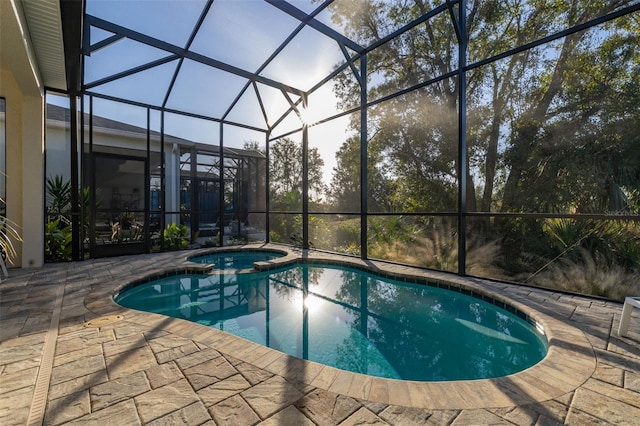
[85,244,596,410]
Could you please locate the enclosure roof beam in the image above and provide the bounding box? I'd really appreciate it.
[446,0,462,43]
[162,0,214,109]
[265,0,364,53]
[84,55,179,89]
[84,14,306,97]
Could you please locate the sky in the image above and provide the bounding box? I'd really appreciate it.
[62,0,360,186]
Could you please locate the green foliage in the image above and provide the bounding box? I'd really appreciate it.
[614,237,640,271]
[46,175,71,214]
[269,138,326,209]
[268,214,301,246]
[268,230,282,243]
[307,216,330,248]
[335,218,360,248]
[541,218,640,270]
[323,1,640,297]
[243,140,264,153]
[226,237,248,246]
[366,217,505,275]
[524,248,639,301]
[163,223,188,250]
[200,235,219,248]
[329,217,362,255]
[44,176,76,262]
[268,214,332,250]
[45,219,72,262]
[80,186,96,238]
[45,176,99,251]
[368,216,413,246]
[0,200,22,263]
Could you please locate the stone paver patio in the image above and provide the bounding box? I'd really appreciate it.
[1,245,639,425]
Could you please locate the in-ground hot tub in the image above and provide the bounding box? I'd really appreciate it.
[188,249,286,270]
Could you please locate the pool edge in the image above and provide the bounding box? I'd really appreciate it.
[86,245,596,410]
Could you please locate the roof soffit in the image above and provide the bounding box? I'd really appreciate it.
[20,0,67,91]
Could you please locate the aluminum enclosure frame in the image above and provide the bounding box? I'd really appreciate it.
[52,0,640,280]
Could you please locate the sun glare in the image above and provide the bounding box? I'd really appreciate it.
[298,107,315,126]
[303,294,322,314]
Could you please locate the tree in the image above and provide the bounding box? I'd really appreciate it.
[328,0,467,213]
[329,134,394,212]
[243,140,263,152]
[479,1,638,214]
[500,11,640,214]
[325,0,639,282]
[269,137,326,209]
[328,0,638,216]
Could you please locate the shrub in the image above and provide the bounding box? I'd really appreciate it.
[335,218,360,247]
[163,223,188,250]
[523,248,639,300]
[45,219,72,262]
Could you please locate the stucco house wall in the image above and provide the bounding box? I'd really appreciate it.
[1,0,46,268]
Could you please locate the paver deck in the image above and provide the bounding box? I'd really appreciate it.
[1,245,639,425]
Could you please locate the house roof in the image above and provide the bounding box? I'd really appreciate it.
[46,103,266,159]
[46,103,186,144]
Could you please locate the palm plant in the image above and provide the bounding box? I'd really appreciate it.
[45,175,74,262]
[0,196,22,264]
[46,175,72,226]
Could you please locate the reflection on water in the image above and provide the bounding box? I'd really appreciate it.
[115,263,548,381]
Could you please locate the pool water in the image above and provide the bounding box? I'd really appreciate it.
[189,250,285,270]
[115,262,548,381]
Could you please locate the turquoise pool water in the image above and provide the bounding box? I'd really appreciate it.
[115,261,548,381]
[188,250,285,270]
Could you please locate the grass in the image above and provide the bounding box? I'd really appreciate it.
[369,225,638,300]
[298,216,638,301]
[369,226,506,278]
[522,248,640,301]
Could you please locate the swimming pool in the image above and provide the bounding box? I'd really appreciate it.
[115,258,548,382]
[188,249,285,270]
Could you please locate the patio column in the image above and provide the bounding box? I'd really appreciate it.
[20,94,45,267]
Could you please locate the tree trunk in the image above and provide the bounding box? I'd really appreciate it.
[501,31,581,211]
